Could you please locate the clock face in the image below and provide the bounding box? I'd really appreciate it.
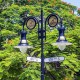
[47,14,58,27]
[26,18,36,30]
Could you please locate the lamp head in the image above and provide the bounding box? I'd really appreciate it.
[14,30,33,53]
[53,27,72,51]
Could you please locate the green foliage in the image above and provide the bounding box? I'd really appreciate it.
[0,0,80,80]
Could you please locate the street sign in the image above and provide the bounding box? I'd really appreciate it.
[27,57,41,62]
[44,57,64,62]
[27,57,64,62]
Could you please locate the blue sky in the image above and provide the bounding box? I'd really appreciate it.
[62,0,80,8]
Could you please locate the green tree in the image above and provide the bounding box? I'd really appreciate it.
[0,0,80,80]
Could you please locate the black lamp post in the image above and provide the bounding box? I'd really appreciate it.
[15,8,72,80]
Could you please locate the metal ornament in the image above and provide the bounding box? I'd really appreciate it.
[26,17,37,30]
[47,14,58,27]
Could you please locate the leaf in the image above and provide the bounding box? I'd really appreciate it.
[63,60,70,65]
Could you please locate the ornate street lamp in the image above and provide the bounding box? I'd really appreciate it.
[14,8,72,80]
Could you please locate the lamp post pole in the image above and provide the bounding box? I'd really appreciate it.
[41,8,45,80]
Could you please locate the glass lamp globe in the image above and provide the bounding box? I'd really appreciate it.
[14,45,33,53]
[53,41,72,51]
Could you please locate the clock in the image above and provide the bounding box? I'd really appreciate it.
[47,14,58,27]
[26,17,36,30]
